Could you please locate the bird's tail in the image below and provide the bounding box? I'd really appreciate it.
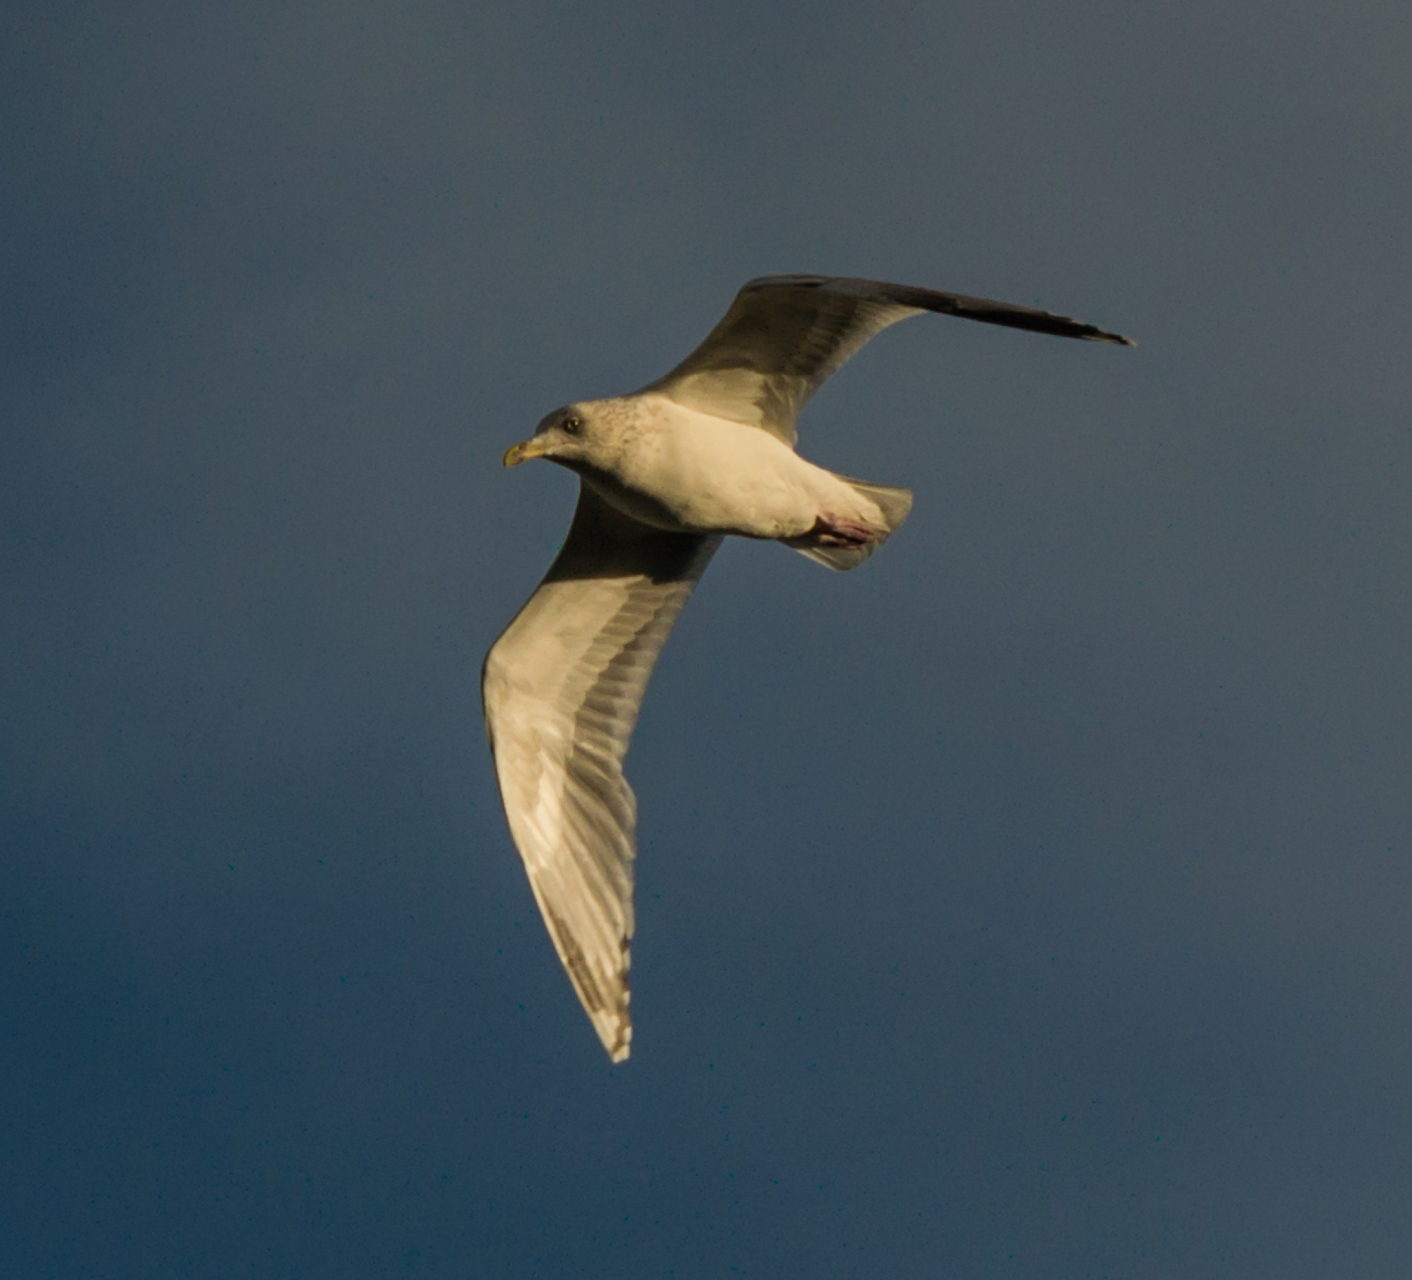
[791,476,914,571]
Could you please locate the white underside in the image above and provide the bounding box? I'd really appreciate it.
[610,395,882,540]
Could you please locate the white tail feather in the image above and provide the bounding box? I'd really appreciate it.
[790,476,913,571]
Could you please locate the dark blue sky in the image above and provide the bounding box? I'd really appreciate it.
[4,2,1410,1275]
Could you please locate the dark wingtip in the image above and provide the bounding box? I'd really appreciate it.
[741,275,1135,346]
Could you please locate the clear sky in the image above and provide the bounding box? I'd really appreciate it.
[3,2,1409,1276]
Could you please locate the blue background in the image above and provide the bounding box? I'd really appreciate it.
[4,2,1409,1275]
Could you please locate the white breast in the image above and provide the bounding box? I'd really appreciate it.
[618,395,861,539]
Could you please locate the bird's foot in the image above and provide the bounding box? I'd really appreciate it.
[803,514,876,548]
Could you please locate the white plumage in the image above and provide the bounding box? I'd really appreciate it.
[483,275,1132,1061]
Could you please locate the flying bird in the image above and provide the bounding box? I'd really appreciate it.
[483,275,1132,1061]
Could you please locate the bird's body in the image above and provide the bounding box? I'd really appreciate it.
[483,275,1131,1061]
[551,393,888,543]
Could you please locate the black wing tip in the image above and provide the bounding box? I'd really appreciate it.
[1085,328,1138,347]
[737,274,1134,346]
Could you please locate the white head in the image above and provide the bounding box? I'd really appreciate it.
[502,398,650,479]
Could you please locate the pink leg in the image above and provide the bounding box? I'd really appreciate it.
[804,513,876,548]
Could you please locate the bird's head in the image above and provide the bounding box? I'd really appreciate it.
[503,405,597,470]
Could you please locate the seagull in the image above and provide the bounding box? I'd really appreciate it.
[483,275,1132,1061]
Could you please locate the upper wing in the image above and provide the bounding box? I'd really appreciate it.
[482,483,720,1062]
[644,274,1134,444]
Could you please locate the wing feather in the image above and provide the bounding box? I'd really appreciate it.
[645,274,1133,444]
[482,484,720,1061]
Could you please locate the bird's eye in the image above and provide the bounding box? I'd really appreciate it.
[561,416,583,435]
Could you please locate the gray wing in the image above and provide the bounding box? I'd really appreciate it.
[482,483,720,1062]
[644,274,1134,444]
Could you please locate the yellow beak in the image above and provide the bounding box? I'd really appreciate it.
[502,437,551,468]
